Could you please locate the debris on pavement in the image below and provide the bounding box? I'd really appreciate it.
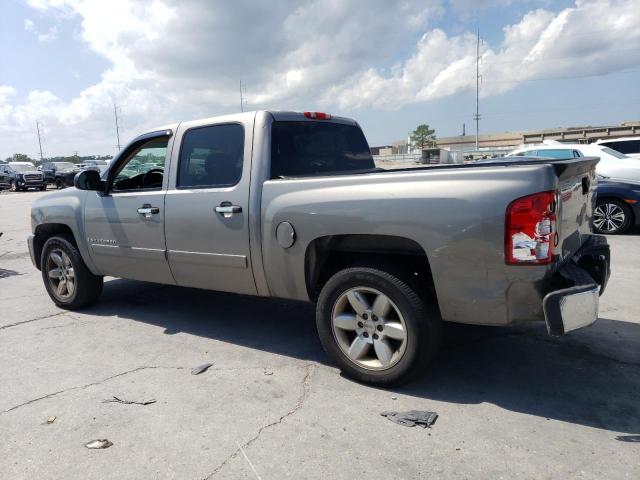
[103,396,157,406]
[264,369,274,376]
[381,410,438,428]
[85,439,113,449]
[46,416,56,424]
[191,363,214,375]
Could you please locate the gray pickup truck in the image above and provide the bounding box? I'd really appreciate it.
[28,111,610,385]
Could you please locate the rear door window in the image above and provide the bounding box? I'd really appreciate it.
[270,121,374,178]
[177,123,244,188]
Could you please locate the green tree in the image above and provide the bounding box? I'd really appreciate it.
[410,124,436,150]
[11,153,34,163]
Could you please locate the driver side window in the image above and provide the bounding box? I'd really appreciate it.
[113,138,168,192]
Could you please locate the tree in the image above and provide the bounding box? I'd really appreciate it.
[11,153,34,163]
[410,124,436,150]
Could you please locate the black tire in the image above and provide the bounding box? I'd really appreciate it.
[55,178,64,189]
[40,184,47,191]
[593,198,632,234]
[9,180,17,192]
[316,266,442,386]
[40,234,103,309]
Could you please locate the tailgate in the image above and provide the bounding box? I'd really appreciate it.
[553,156,599,261]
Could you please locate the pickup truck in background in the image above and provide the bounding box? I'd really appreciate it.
[27,111,611,385]
[0,162,46,191]
[40,161,81,189]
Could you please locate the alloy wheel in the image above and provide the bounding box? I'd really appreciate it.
[331,287,408,370]
[46,249,75,301]
[593,202,626,233]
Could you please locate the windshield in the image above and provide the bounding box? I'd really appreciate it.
[53,162,77,171]
[9,163,35,172]
[270,121,374,178]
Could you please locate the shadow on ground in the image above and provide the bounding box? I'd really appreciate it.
[87,277,640,434]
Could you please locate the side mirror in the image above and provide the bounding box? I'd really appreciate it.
[74,169,102,191]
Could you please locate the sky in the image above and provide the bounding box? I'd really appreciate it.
[0,0,639,158]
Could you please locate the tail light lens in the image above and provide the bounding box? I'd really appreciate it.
[303,111,332,120]
[505,191,557,265]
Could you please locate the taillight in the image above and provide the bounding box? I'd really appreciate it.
[505,190,557,265]
[303,111,332,120]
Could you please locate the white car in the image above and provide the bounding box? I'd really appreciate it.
[507,142,640,182]
[596,137,640,159]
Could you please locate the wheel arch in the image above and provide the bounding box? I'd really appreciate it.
[304,234,438,305]
[33,223,87,271]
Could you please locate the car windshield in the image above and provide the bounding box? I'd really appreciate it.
[53,162,77,171]
[9,164,35,172]
[531,149,574,159]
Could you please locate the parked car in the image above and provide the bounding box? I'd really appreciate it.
[593,175,640,234]
[0,162,46,191]
[596,137,640,159]
[506,143,640,181]
[28,111,610,386]
[40,162,81,189]
[78,159,110,174]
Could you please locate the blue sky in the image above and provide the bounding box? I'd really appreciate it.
[1,0,639,157]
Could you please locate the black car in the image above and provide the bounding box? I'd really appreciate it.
[40,161,81,189]
[594,176,640,234]
[0,163,46,191]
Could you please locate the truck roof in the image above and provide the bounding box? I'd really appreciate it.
[147,111,357,134]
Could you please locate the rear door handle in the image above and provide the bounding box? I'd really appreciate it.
[215,202,242,218]
[137,204,160,218]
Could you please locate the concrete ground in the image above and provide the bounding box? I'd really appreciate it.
[1,189,639,480]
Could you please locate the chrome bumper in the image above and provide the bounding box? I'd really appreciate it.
[542,235,610,336]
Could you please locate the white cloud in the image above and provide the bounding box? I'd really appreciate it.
[2,0,639,157]
[328,0,640,109]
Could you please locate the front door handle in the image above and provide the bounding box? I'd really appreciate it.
[137,204,160,218]
[215,202,242,218]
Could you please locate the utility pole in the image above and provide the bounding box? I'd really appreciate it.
[474,30,482,151]
[239,80,247,112]
[462,122,466,136]
[114,104,122,151]
[36,120,44,162]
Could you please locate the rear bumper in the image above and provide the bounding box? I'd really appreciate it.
[542,235,610,336]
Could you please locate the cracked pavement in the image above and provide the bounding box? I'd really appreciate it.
[1,191,639,480]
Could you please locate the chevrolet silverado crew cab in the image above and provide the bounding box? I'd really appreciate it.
[28,111,610,386]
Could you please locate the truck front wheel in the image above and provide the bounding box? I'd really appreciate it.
[40,234,103,310]
[316,266,441,386]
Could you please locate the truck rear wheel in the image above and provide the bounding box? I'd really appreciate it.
[40,234,103,310]
[316,266,441,386]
